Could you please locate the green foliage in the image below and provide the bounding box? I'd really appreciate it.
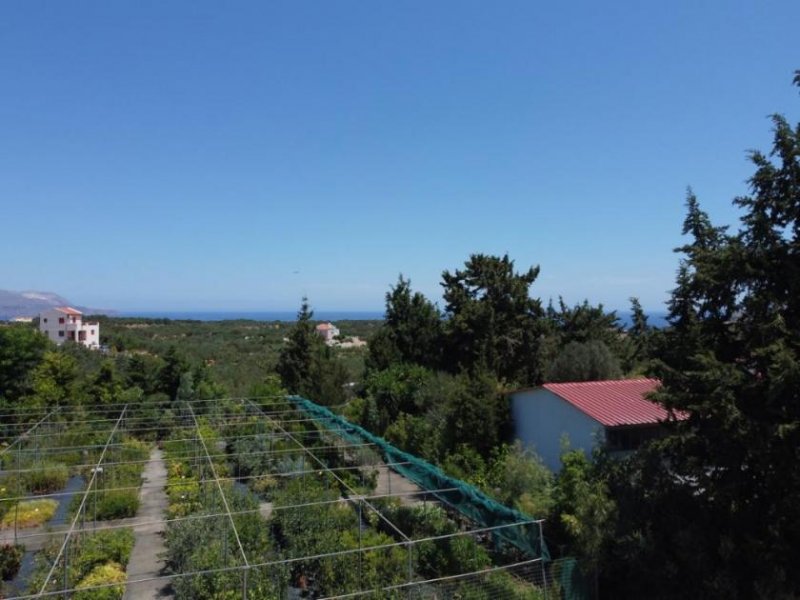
[0,543,24,580]
[366,275,442,371]
[453,570,552,599]
[623,297,653,372]
[124,353,162,395]
[383,412,440,461]
[165,486,284,599]
[73,562,126,600]
[547,297,623,350]
[363,364,432,432]
[23,462,68,494]
[553,449,614,574]
[27,350,79,407]
[158,346,190,401]
[276,298,320,394]
[94,490,140,520]
[89,360,122,404]
[275,299,353,406]
[249,374,287,398]
[74,529,135,580]
[441,253,545,384]
[546,340,622,382]
[603,73,800,598]
[442,371,508,457]
[441,444,487,488]
[487,442,555,517]
[0,324,49,402]
[305,344,350,406]
[27,528,134,596]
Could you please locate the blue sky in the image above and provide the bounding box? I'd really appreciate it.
[1,1,798,312]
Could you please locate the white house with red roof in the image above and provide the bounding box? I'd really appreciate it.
[39,307,100,349]
[315,322,340,344]
[510,378,684,471]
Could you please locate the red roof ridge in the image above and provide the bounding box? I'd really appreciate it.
[54,307,83,315]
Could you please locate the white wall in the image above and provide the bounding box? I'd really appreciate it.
[38,310,99,348]
[511,388,606,472]
[39,309,67,343]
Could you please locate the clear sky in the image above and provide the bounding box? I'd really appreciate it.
[1,1,798,313]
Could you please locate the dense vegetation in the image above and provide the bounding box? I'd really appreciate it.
[0,70,797,599]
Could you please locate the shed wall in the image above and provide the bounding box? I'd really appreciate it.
[511,389,605,471]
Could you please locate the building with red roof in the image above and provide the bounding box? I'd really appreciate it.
[315,322,340,344]
[510,378,685,471]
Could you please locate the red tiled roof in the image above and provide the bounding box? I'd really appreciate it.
[315,323,334,330]
[541,378,684,427]
[55,307,83,315]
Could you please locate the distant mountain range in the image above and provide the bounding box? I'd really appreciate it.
[0,290,113,321]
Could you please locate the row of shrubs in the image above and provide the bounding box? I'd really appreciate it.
[27,528,135,599]
[67,438,151,522]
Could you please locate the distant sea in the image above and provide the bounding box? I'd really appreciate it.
[117,310,385,322]
[117,310,670,326]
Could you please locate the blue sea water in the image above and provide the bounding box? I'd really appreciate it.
[117,310,385,322]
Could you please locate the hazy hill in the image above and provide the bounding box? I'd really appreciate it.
[0,289,112,320]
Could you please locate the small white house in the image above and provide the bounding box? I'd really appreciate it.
[510,379,682,471]
[315,322,340,344]
[39,307,100,349]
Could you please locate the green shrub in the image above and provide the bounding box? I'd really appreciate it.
[0,543,24,580]
[73,561,126,600]
[454,570,555,599]
[24,463,68,494]
[0,499,58,528]
[250,475,278,499]
[75,529,135,576]
[95,491,139,520]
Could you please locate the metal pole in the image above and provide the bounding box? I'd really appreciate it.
[406,541,414,599]
[538,521,549,600]
[63,537,68,600]
[14,443,20,542]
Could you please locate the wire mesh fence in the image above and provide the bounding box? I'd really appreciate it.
[0,396,584,599]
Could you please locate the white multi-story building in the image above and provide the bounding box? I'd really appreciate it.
[39,307,100,349]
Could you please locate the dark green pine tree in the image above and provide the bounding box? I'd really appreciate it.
[366,275,442,372]
[441,253,545,384]
[158,345,190,401]
[609,72,800,598]
[276,297,321,395]
[622,296,652,371]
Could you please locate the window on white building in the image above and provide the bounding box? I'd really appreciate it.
[58,331,64,337]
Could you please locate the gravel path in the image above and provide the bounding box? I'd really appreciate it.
[122,448,173,599]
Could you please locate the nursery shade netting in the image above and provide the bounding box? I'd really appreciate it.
[289,396,550,561]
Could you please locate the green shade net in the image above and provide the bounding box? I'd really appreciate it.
[290,396,550,561]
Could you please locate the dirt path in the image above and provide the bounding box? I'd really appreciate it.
[373,461,424,506]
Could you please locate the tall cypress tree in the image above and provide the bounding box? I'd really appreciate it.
[607,71,800,598]
[276,297,319,394]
